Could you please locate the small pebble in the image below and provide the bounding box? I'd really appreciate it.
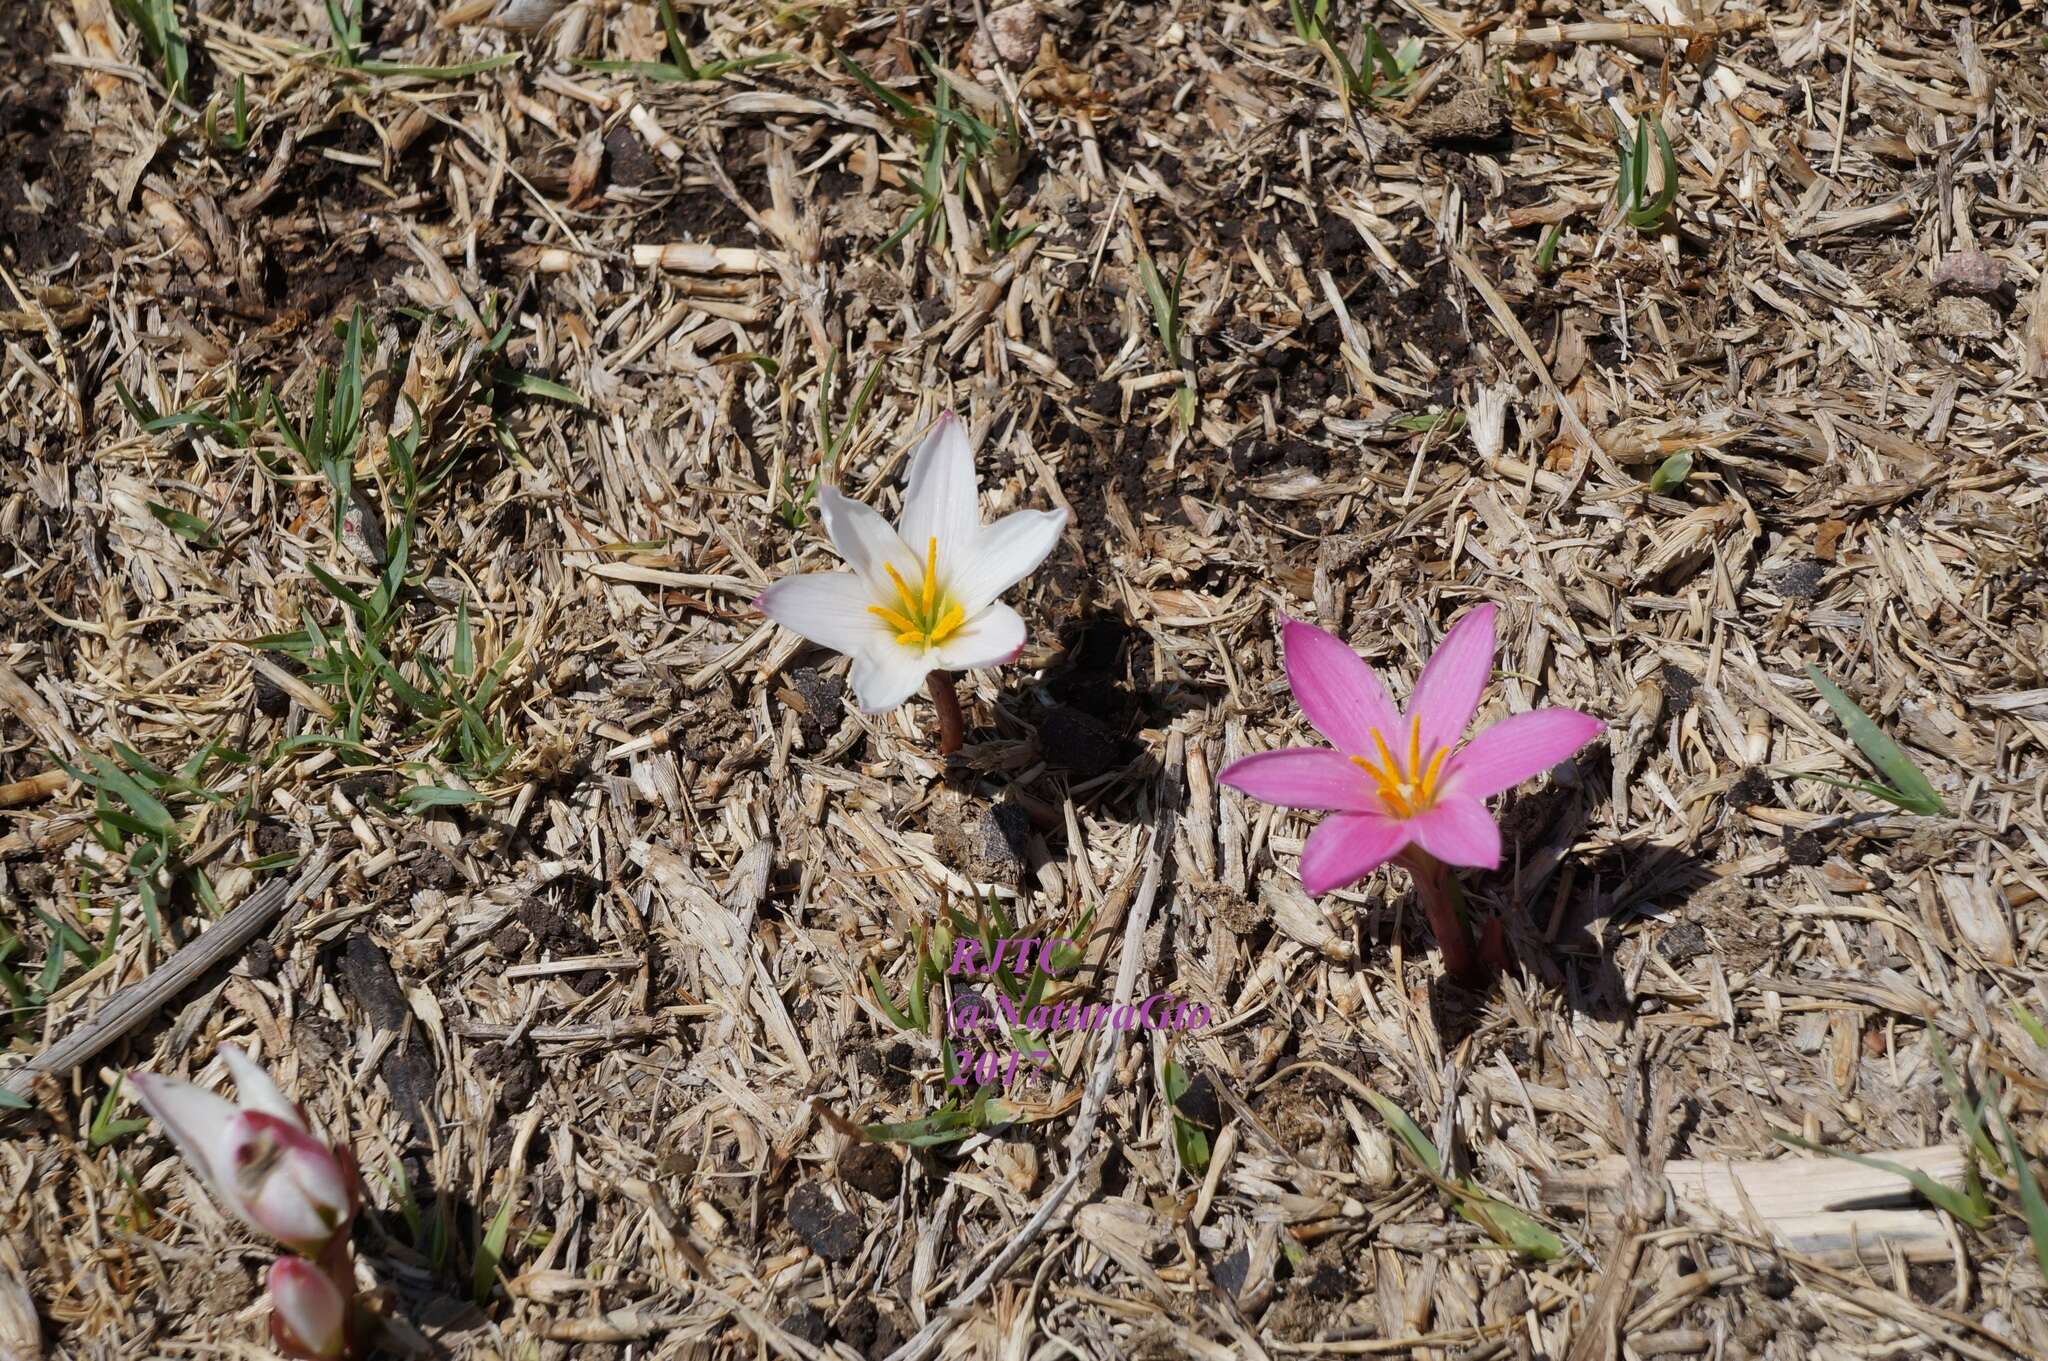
[1933,250,2005,297]
[967,2,1044,69]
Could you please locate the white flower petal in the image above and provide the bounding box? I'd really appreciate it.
[130,1070,243,1197]
[898,412,981,564]
[950,508,1066,615]
[221,1045,304,1129]
[817,486,918,595]
[849,644,932,713]
[935,603,1026,671]
[757,572,890,656]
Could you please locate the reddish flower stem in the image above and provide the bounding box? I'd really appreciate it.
[1400,849,1480,981]
[928,671,964,755]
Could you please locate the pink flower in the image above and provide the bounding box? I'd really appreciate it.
[1220,606,1601,897]
[129,1047,360,1256]
[268,1256,352,1359]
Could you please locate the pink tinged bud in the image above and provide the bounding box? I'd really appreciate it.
[129,1048,359,1255]
[268,1257,350,1360]
[228,1113,357,1253]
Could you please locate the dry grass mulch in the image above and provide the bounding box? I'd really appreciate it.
[2,1,2046,1358]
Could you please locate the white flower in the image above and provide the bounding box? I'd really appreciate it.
[758,412,1067,712]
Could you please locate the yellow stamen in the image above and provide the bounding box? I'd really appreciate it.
[867,536,967,651]
[1350,716,1450,819]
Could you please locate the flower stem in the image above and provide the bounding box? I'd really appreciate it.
[1401,849,1480,981]
[928,671,964,755]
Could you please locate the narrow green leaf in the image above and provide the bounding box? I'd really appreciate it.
[838,49,925,125]
[1360,1089,1443,1175]
[452,600,475,679]
[1773,1133,1987,1228]
[80,755,176,836]
[358,54,523,79]
[397,784,487,810]
[1452,1193,1565,1260]
[472,1197,516,1302]
[1985,1088,2048,1286]
[867,961,914,1031]
[861,1107,979,1148]
[495,370,587,407]
[1803,665,1946,815]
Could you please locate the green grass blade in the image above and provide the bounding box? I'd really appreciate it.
[867,962,914,1030]
[1774,1133,1987,1227]
[472,1196,516,1302]
[1626,115,1680,229]
[398,784,486,810]
[1360,1089,1443,1175]
[146,502,221,548]
[1984,1089,2048,1285]
[838,49,925,126]
[1803,664,1946,814]
[452,600,475,679]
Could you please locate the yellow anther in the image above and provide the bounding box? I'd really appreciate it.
[867,536,967,650]
[1350,715,1448,819]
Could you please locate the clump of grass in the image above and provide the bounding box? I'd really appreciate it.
[840,49,1020,260]
[253,414,518,788]
[113,0,189,101]
[778,351,885,528]
[859,892,1092,1148]
[576,0,786,82]
[1613,111,1680,231]
[0,740,273,1076]
[247,305,561,791]
[324,0,363,66]
[1288,0,1422,110]
[54,741,254,939]
[269,305,371,539]
[118,375,266,450]
[201,76,252,152]
[325,0,520,78]
[1137,249,1197,428]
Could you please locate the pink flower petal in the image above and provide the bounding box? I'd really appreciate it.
[1219,748,1376,812]
[1408,604,1496,759]
[1282,619,1401,757]
[1298,812,1411,895]
[1405,797,1502,869]
[1442,708,1603,802]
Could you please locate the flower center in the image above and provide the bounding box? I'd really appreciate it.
[869,536,967,650]
[1351,714,1450,819]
